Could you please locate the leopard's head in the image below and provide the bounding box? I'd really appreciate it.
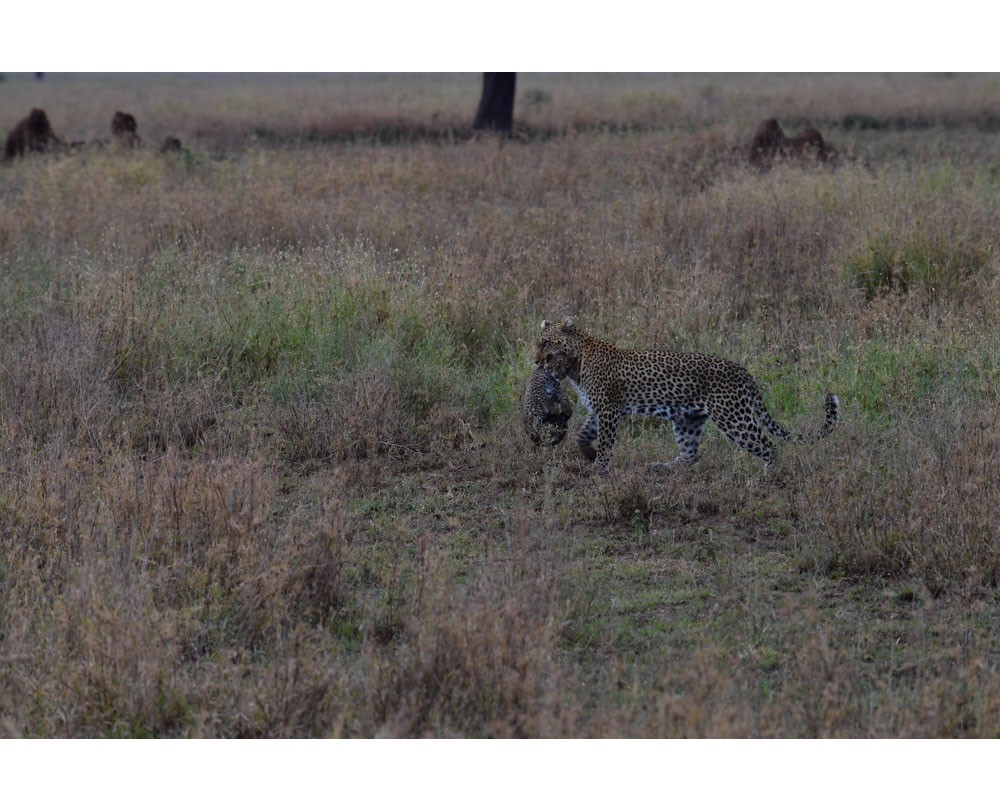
[534,317,581,381]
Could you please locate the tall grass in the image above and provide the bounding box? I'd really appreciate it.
[1,74,999,737]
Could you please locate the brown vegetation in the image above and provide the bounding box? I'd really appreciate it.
[2,107,63,162]
[160,135,183,153]
[747,117,835,167]
[111,111,141,148]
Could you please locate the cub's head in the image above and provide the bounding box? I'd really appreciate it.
[534,317,581,380]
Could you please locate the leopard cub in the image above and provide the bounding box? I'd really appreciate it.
[521,366,573,447]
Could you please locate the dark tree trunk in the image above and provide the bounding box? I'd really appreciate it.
[473,73,516,133]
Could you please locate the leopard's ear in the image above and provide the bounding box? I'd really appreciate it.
[540,319,549,329]
[561,316,574,330]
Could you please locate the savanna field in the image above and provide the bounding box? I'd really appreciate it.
[1,73,999,737]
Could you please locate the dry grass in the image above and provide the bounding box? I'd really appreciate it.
[1,73,999,737]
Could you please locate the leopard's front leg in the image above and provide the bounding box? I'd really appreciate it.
[577,413,599,462]
[593,409,621,475]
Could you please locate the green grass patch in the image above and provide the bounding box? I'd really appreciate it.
[845,230,989,301]
[829,337,973,422]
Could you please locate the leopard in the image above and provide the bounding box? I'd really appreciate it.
[521,366,573,447]
[534,317,839,474]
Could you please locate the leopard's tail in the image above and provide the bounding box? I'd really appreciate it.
[756,391,840,444]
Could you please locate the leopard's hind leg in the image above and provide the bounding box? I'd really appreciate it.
[649,406,708,469]
[670,407,709,465]
[711,408,776,467]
